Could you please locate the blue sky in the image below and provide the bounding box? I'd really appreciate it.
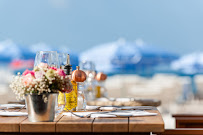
[0,0,203,54]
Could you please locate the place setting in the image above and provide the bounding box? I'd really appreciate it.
[0,50,160,133]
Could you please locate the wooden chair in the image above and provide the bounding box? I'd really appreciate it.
[154,128,203,135]
[172,114,203,128]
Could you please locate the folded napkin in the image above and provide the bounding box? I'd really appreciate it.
[86,105,100,111]
[63,110,157,118]
[99,107,117,111]
[119,106,154,110]
[0,112,28,116]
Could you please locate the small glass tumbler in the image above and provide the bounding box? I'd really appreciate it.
[76,82,86,111]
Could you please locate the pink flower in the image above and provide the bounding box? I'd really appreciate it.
[35,70,45,79]
[22,69,35,77]
[56,69,66,77]
[21,74,35,87]
[50,67,57,71]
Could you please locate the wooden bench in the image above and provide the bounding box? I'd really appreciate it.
[172,114,203,128]
[154,128,203,135]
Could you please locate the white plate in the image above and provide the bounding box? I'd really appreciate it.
[0,104,25,109]
[99,107,117,111]
[0,112,28,116]
[120,106,153,110]
[91,114,117,118]
[86,105,100,110]
[108,112,133,117]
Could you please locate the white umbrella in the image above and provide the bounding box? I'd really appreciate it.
[80,40,141,73]
[171,52,203,74]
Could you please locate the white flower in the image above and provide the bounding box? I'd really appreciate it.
[35,70,45,79]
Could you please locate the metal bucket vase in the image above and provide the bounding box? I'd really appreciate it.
[25,93,58,122]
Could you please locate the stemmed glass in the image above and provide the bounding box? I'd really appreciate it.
[34,51,59,68]
[34,51,65,116]
[58,53,68,69]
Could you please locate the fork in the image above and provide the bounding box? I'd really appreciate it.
[64,107,114,118]
[64,107,135,118]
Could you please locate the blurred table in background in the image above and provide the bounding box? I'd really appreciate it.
[8,98,161,107]
[8,100,25,104]
[87,98,161,107]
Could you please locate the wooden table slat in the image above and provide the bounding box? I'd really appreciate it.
[20,114,63,133]
[0,108,27,132]
[93,118,128,132]
[56,115,94,132]
[129,107,164,133]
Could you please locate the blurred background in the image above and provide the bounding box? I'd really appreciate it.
[1,0,203,129]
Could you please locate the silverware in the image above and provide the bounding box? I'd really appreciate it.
[65,107,118,118]
[64,107,136,118]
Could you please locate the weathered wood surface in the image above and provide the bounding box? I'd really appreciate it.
[0,106,164,133]
[20,114,63,133]
[129,107,165,133]
[93,118,128,132]
[56,115,94,132]
[0,108,27,132]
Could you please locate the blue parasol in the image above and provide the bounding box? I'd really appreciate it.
[80,40,178,75]
[171,52,203,75]
[171,52,203,96]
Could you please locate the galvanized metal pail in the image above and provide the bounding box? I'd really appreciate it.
[25,93,58,122]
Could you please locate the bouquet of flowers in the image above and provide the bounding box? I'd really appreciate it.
[10,63,73,100]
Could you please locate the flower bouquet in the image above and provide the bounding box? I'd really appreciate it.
[10,63,72,100]
[10,62,73,122]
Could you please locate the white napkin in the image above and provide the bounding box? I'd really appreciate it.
[63,112,117,118]
[0,104,25,109]
[99,107,118,111]
[63,110,157,118]
[109,110,157,117]
[0,112,28,116]
[86,105,100,110]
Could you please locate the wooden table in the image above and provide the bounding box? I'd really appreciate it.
[0,106,164,135]
[173,114,203,128]
[87,98,161,107]
[172,102,203,128]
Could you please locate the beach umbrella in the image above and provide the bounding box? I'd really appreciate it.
[0,40,21,63]
[171,52,203,74]
[80,40,178,75]
[80,40,139,74]
[171,52,203,95]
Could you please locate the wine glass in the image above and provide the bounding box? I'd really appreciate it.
[33,51,65,117]
[58,53,68,69]
[34,51,59,68]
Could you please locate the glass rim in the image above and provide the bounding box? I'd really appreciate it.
[58,52,68,55]
[37,51,58,53]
